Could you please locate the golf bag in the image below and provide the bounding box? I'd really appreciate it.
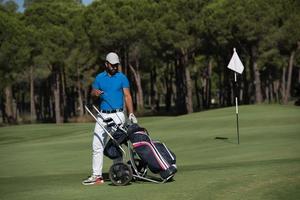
[104,127,127,159]
[127,124,177,179]
[85,105,177,185]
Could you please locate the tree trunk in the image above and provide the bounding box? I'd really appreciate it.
[274,80,280,103]
[0,97,5,123]
[242,57,250,104]
[268,80,274,103]
[77,66,84,116]
[165,63,173,111]
[124,49,129,75]
[265,81,270,103]
[38,89,43,121]
[206,58,213,108]
[30,65,37,122]
[253,61,263,103]
[53,70,62,123]
[4,85,15,123]
[194,75,201,110]
[176,48,193,114]
[175,54,186,114]
[251,46,263,103]
[298,67,300,84]
[281,67,286,103]
[283,50,295,104]
[185,61,193,113]
[218,62,224,106]
[224,61,232,106]
[129,63,144,112]
[47,79,53,120]
[61,66,68,122]
[13,98,18,122]
[83,86,88,114]
[150,67,159,111]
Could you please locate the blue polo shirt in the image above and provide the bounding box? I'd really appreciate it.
[92,71,129,110]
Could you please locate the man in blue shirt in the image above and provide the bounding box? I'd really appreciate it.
[82,52,137,185]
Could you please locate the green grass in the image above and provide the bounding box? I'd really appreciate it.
[0,104,300,200]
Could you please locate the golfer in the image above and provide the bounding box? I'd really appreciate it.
[82,52,137,185]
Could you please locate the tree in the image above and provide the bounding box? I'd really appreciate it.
[64,4,96,117]
[275,1,300,104]
[196,0,235,107]
[153,0,206,114]
[0,9,29,123]
[1,0,300,125]
[24,0,80,123]
[1,0,18,13]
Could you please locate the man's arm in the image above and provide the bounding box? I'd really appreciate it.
[123,88,138,123]
[91,89,103,97]
[123,88,134,114]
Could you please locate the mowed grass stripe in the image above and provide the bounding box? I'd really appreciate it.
[0,104,299,200]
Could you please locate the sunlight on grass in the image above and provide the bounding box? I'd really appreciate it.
[0,105,299,200]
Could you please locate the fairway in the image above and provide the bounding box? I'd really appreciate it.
[0,104,299,200]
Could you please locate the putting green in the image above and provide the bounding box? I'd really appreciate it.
[0,104,299,200]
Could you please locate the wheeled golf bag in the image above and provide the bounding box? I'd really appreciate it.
[127,124,177,179]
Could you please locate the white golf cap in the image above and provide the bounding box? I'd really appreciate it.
[106,52,120,64]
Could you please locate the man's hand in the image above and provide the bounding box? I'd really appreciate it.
[128,113,138,123]
[91,89,104,97]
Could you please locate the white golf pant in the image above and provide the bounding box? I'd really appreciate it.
[92,111,125,176]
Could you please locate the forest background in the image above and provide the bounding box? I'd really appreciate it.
[0,0,299,124]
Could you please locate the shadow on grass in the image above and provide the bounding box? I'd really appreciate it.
[214,136,238,144]
[179,157,300,172]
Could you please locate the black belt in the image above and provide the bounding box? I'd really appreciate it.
[100,109,123,113]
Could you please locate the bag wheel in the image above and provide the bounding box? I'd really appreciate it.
[109,162,133,186]
[127,159,148,177]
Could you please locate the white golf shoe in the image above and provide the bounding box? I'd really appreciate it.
[82,175,104,185]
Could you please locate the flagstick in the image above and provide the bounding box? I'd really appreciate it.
[234,72,240,144]
[226,47,243,144]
